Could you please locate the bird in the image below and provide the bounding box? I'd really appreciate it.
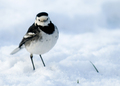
[10,12,59,70]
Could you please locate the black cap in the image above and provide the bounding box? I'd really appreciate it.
[36,12,48,17]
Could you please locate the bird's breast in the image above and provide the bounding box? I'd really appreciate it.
[25,28,59,54]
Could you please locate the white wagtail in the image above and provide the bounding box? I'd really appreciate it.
[11,12,59,70]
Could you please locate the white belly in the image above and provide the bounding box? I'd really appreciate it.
[25,28,58,54]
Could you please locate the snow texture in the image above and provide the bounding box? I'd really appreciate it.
[0,0,120,86]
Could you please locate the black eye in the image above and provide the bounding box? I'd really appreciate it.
[38,19,40,21]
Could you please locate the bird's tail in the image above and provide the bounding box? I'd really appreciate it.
[10,46,24,55]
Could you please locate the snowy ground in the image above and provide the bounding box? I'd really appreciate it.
[0,0,120,86]
[1,29,120,86]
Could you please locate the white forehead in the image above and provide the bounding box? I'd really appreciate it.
[36,16,48,19]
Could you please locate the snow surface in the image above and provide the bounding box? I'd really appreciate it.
[0,0,120,86]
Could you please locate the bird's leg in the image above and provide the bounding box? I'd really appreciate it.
[30,54,35,70]
[39,55,46,67]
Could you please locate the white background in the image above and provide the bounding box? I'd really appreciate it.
[0,0,120,86]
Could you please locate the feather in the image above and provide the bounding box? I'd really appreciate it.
[24,32,35,38]
[10,46,24,55]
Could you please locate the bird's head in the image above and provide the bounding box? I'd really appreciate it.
[35,12,51,27]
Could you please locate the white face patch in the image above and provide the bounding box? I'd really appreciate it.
[35,16,50,26]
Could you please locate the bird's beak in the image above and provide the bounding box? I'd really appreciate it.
[40,16,48,22]
[41,18,48,22]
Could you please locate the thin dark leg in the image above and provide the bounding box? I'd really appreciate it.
[30,54,35,70]
[39,55,46,67]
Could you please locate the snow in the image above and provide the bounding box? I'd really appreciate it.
[0,0,120,86]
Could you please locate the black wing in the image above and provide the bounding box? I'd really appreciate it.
[19,23,40,48]
[19,36,35,48]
